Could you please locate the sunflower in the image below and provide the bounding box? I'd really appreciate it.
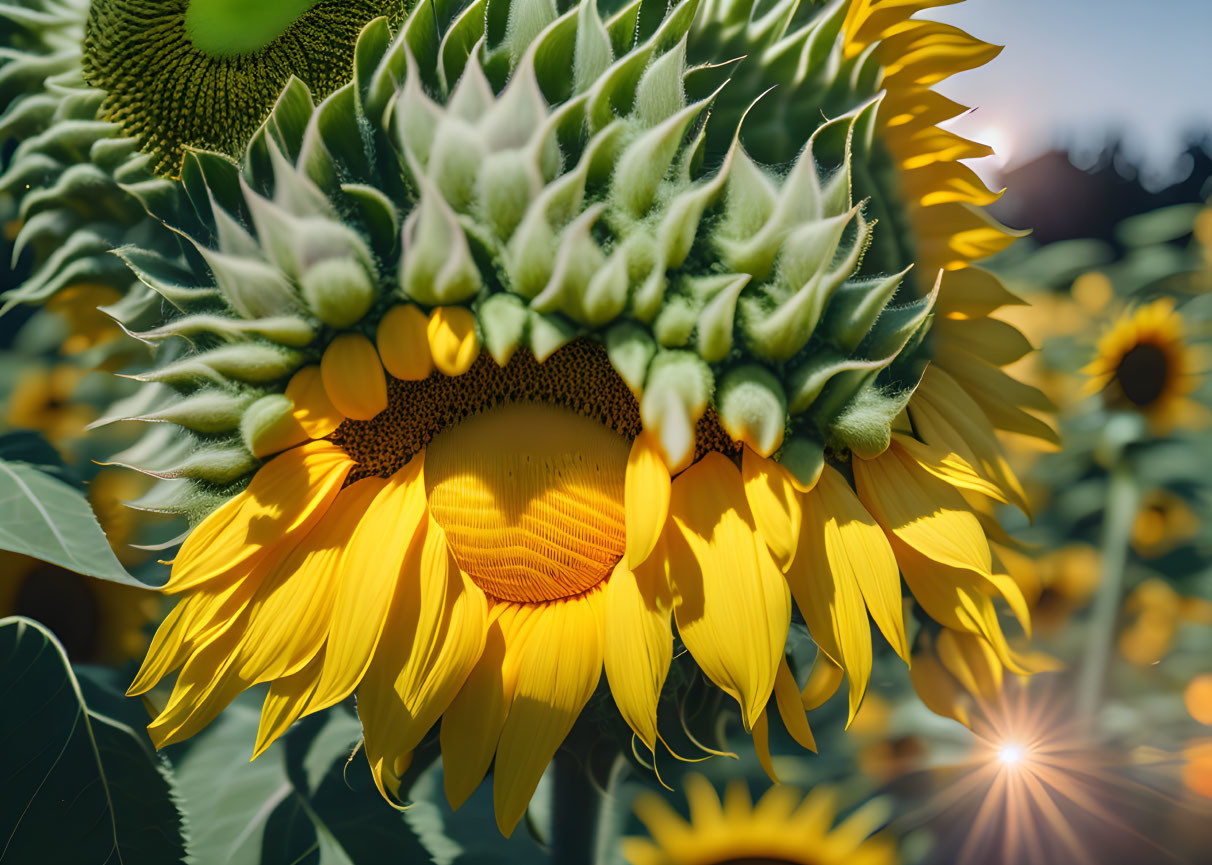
[623,774,896,865]
[97,0,1054,835]
[1083,298,1202,432]
[0,470,159,665]
[1131,489,1200,558]
[4,362,95,451]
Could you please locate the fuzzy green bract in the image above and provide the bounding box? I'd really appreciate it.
[105,0,937,520]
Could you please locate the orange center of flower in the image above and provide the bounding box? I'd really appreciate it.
[424,402,629,604]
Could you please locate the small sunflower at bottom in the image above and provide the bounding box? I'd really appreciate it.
[624,774,895,865]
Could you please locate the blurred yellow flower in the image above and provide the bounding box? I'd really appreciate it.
[1083,298,1204,433]
[1185,675,1212,726]
[5,363,95,451]
[45,284,126,359]
[1118,578,1211,667]
[1132,490,1200,558]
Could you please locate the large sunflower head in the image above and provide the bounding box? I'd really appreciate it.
[108,0,1054,836]
[623,774,896,865]
[1083,298,1202,432]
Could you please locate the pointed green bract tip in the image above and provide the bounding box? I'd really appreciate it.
[184,0,324,58]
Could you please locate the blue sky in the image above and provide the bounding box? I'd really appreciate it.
[924,0,1212,182]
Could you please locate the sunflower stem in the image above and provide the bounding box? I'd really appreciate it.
[1075,459,1138,725]
[549,749,612,865]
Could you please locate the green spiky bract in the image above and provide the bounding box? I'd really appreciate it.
[0,0,181,337]
[108,0,937,522]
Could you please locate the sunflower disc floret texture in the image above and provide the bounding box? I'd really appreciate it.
[106,0,1056,835]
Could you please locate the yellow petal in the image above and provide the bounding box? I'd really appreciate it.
[791,470,873,724]
[909,367,1030,515]
[235,478,384,684]
[165,441,353,593]
[493,590,604,836]
[910,642,971,727]
[604,556,673,753]
[427,306,480,376]
[668,453,789,730]
[128,576,259,695]
[853,440,993,575]
[813,467,908,662]
[742,447,803,572]
[253,650,325,759]
[146,619,250,748]
[774,656,816,752]
[892,538,1026,673]
[377,303,434,381]
[320,332,388,421]
[441,603,539,809]
[625,430,671,569]
[309,454,427,712]
[286,365,344,439]
[358,519,488,803]
[936,628,1002,702]
[893,434,1008,505]
[800,651,843,710]
[753,708,778,783]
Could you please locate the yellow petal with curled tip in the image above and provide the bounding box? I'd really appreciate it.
[625,431,671,568]
[427,306,480,376]
[668,453,789,731]
[358,519,488,803]
[253,650,324,759]
[791,473,873,724]
[320,332,387,421]
[774,657,816,752]
[813,467,908,662]
[286,365,344,439]
[742,447,803,572]
[308,453,427,713]
[604,556,672,753]
[936,628,1002,702]
[164,441,353,593]
[441,603,539,809]
[910,642,971,727]
[377,304,433,381]
[801,651,843,710]
[493,589,604,836]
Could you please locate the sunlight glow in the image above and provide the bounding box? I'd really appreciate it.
[997,744,1026,766]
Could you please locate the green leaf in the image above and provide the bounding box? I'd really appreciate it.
[172,703,436,865]
[0,617,187,865]
[0,458,142,586]
[0,430,71,480]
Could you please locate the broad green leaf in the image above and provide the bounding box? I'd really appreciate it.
[0,617,187,864]
[0,430,70,480]
[0,457,142,585]
[173,703,435,865]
